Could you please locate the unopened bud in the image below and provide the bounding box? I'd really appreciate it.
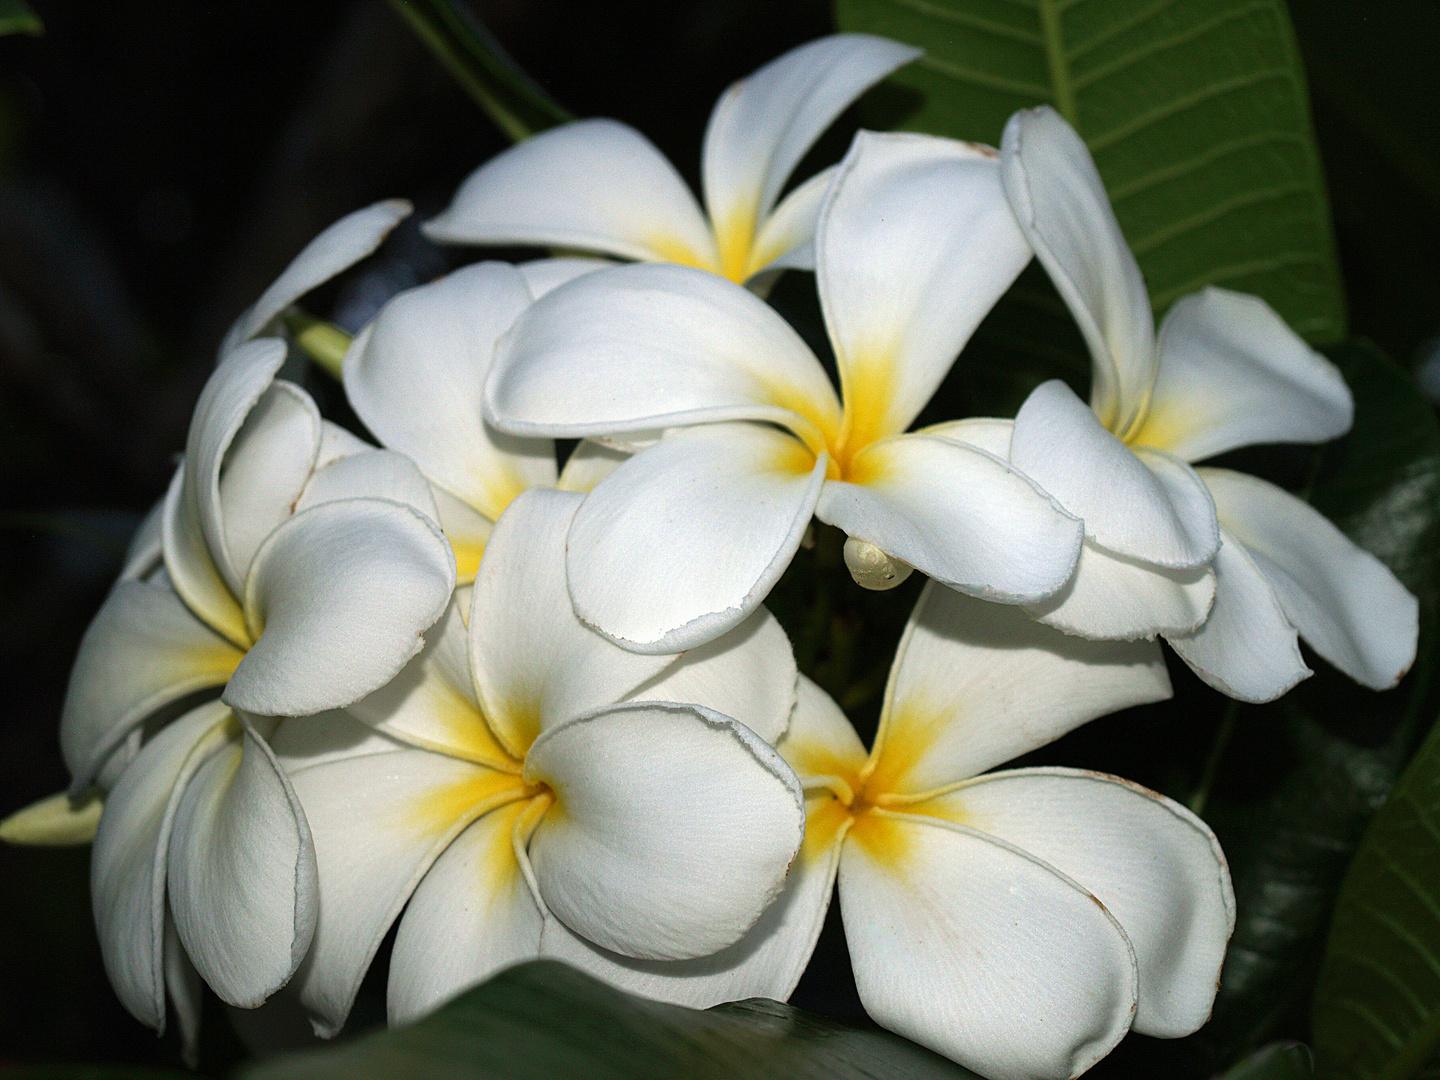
[843,537,913,591]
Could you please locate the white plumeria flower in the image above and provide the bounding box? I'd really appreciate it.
[423,35,920,286]
[486,129,1085,653]
[271,487,804,1034]
[998,106,1418,700]
[19,339,456,1046]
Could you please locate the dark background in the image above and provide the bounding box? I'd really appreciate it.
[0,0,1437,1073]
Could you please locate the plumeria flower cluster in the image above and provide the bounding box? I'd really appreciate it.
[1,31,1420,1080]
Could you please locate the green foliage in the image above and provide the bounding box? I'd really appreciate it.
[240,960,978,1080]
[386,0,572,142]
[834,0,1345,344]
[0,0,41,36]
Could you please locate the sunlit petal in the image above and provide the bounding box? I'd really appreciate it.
[1027,539,1215,640]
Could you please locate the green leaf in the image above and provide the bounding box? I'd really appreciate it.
[0,0,42,36]
[0,1070,195,1079]
[387,0,572,142]
[834,0,1346,344]
[1221,1043,1316,1080]
[241,960,978,1080]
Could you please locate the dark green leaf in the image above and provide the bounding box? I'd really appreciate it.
[834,0,1346,344]
[1221,1043,1316,1080]
[241,960,978,1080]
[0,0,42,36]
[0,1070,194,1079]
[387,0,572,142]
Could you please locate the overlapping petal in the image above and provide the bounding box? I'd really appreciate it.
[524,702,805,961]
[564,423,827,653]
[1134,288,1353,461]
[1203,468,1418,690]
[424,119,718,267]
[1026,540,1215,640]
[293,448,440,521]
[516,256,614,299]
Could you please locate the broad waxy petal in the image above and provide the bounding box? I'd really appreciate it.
[166,716,318,1008]
[281,717,526,1035]
[556,439,629,493]
[565,423,828,653]
[62,579,242,791]
[343,262,556,522]
[1011,379,1218,568]
[817,433,1083,603]
[748,165,834,274]
[872,580,1170,793]
[388,801,544,1025]
[489,262,841,444]
[90,699,232,1032]
[120,495,166,583]
[912,768,1233,1038]
[224,498,455,717]
[223,199,411,353]
[293,448,440,522]
[469,489,674,755]
[1001,107,1155,435]
[1166,528,1310,702]
[839,811,1138,1080]
[1134,288,1353,461]
[819,131,1030,443]
[701,34,920,279]
[517,256,614,299]
[424,119,718,268]
[1203,468,1418,690]
[524,702,805,961]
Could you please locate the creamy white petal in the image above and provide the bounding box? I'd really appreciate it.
[566,423,828,653]
[1136,288,1353,461]
[701,33,921,276]
[469,488,674,755]
[343,262,556,522]
[1011,379,1218,568]
[1001,107,1154,435]
[840,811,1138,1080]
[61,579,242,791]
[872,580,1170,793]
[816,432,1083,603]
[224,498,454,716]
[625,608,797,744]
[163,913,203,1066]
[914,768,1233,1038]
[1203,468,1418,690]
[120,494,166,583]
[294,448,440,522]
[1026,539,1216,640]
[424,119,718,268]
[430,483,494,584]
[166,716,317,1008]
[778,673,871,781]
[819,131,1029,441]
[556,439,629,493]
[90,700,232,1032]
[1166,528,1310,702]
[748,165,834,275]
[223,200,411,353]
[524,702,805,961]
[284,719,526,1035]
[517,256,615,298]
[489,262,841,444]
[387,801,545,1025]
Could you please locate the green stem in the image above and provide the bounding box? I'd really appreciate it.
[1037,0,1077,124]
[1189,701,1239,817]
[282,309,352,379]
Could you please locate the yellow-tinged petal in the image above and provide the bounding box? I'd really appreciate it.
[0,790,103,845]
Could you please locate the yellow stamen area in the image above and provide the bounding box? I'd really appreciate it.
[451,535,486,584]
[647,235,717,274]
[714,209,757,284]
[801,794,852,861]
[1121,405,1182,454]
[836,353,901,474]
[404,768,528,833]
[862,701,948,800]
[435,683,518,770]
[491,700,542,761]
[475,471,531,527]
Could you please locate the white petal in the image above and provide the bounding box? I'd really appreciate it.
[840,811,1138,1080]
[702,34,921,278]
[816,432,1083,603]
[343,262,556,522]
[1011,379,1218,568]
[164,339,295,643]
[524,702,805,960]
[566,423,828,653]
[224,498,455,716]
[387,801,544,1025]
[163,913,203,1065]
[295,447,440,522]
[1203,468,1418,690]
[61,579,242,791]
[819,131,1030,442]
[914,768,1233,1038]
[119,495,166,582]
[424,119,718,268]
[747,165,834,275]
[90,700,232,1032]
[777,673,870,781]
[284,719,527,1035]
[166,716,317,1007]
[224,199,411,352]
[625,607,797,744]
[556,438,629,493]
[517,256,615,298]
[1001,107,1155,435]
[1135,288,1353,460]
[490,262,841,444]
[1166,527,1310,702]
[469,488,675,755]
[430,484,494,583]
[1027,539,1216,640]
[872,580,1170,793]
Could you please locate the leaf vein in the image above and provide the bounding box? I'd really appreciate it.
[1148,252,1319,309]
[1072,1,1277,91]
[1087,69,1296,152]
[916,54,1050,98]
[1129,182,1313,255]
[880,0,1045,44]
[1108,131,1308,202]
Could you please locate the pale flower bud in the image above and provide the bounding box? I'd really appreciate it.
[843,536,913,590]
